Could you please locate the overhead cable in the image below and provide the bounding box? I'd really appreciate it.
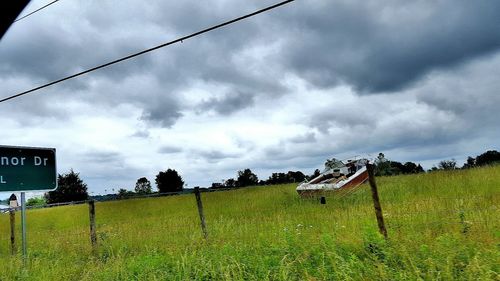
[14,0,61,23]
[0,0,295,104]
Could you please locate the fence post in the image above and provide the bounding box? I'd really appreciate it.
[194,187,208,239]
[9,210,16,255]
[366,163,388,239]
[88,200,97,251]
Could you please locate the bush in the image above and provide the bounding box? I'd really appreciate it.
[26,197,46,207]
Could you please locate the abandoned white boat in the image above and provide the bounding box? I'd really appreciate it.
[297,158,369,197]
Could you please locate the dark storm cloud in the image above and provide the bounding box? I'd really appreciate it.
[0,0,288,125]
[75,150,144,183]
[158,145,183,154]
[0,76,74,122]
[0,18,155,84]
[314,110,463,158]
[3,0,500,120]
[197,150,240,161]
[258,144,329,171]
[263,100,467,168]
[2,0,500,190]
[232,137,256,151]
[289,132,316,144]
[0,95,69,124]
[266,52,500,171]
[309,109,376,133]
[278,0,500,93]
[82,151,123,163]
[139,94,183,128]
[415,53,500,136]
[131,130,150,138]
[80,165,145,191]
[198,91,255,115]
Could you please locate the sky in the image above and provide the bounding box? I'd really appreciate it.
[1,0,499,197]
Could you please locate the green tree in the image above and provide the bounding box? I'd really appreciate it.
[429,166,439,172]
[307,169,321,180]
[389,161,404,175]
[135,177,152,194]
[236,169,258,187]
[45,169,89,204]
[155,169,184,193]
[117,188,134,199]
[286,171,306,183]
[266,172,288,185]
[224,178,236,188]
[475,150,500,166]
[211,182,223,189]
[462,156,476,169]
[26,197,46,207]
[374,153,392,176]
[438,159,457,170]
[403,162,418,173]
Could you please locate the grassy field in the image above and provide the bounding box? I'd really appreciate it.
[0,166,499,280]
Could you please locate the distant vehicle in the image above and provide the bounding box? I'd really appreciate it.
[297,158,369,197]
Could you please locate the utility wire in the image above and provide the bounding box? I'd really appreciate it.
[14,0,61,23]
[1,0,295,104]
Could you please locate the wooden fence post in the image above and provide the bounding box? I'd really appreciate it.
[9,210,16,255]
[366,163,388,239]
[88,200,97,251]
[194,187,208,239]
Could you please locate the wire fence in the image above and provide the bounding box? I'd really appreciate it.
[0,178,497,259]
[0,187,236,213]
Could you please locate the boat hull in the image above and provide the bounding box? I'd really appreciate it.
[297,169,369,197]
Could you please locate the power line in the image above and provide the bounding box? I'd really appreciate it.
[0,0,295,104]
[14,0,61,23]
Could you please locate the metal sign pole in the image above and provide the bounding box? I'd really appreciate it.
[0,145,57,265]
[21,192,27,260]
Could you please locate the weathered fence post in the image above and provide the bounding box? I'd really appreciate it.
[366,163,388,239]
[9,210,16,255]
[194,187,208,239]
[88,200,97,251]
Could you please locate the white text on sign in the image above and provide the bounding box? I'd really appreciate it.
[0,156,49,166]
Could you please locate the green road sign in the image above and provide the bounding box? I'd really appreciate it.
[0,145,57,192]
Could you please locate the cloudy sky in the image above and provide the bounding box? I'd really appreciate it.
[1,0,499,196]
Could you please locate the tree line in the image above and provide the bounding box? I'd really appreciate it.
[210,169,310,189]
[374,153,425,176]
[217,150,500,187]
[431,150,500,171]
[43,168,185,204]
[37,149,499,204]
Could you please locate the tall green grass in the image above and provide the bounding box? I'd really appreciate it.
[0,166,499,280]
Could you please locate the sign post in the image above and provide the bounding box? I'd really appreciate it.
[0,145,57,261]
[21,192,27,259]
